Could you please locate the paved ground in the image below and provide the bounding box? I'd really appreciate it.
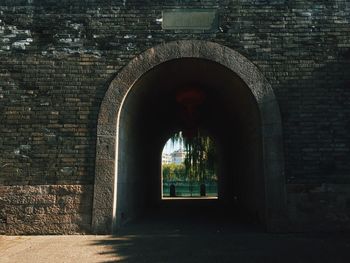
[1,217,350,263]
[0,235,120,263]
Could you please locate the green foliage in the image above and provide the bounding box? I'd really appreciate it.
[162,163,186,181]
[169,131,217,183]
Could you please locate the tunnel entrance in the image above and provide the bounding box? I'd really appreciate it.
[92,41,286,234]
[117,58,264,226]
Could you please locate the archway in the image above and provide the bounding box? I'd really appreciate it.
[92,41,286,234]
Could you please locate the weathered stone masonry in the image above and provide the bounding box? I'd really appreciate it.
[0,1,350,234]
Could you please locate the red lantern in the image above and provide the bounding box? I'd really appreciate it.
[176,87,205,139]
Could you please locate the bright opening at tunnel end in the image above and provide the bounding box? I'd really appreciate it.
[161,132,218,200]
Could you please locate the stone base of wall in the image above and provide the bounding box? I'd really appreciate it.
[1,183,349,234]
[287,184,350,232]
[0,185,93,235]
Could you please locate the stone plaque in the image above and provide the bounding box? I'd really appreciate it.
[162,9,218,30]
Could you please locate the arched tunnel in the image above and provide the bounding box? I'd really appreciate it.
[116,58,265,228]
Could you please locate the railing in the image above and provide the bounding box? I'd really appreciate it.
[162,181,218,197]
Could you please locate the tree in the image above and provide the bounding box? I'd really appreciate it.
[170,131,217,184]
[162,163,186,181]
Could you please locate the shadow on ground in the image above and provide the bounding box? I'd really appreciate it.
[90,214,350,263]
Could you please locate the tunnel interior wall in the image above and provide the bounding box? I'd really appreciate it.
[116,58,265,227]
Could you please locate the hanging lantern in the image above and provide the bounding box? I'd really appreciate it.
[176,87,205,139]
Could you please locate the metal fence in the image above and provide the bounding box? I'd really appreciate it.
[162,181,218,197]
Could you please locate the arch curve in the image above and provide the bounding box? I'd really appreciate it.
[92,40,286,234]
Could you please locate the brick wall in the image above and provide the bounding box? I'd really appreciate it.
[0,0,349,233]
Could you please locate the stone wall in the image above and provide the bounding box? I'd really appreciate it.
[0,185,92,234]
[0,0,349,233]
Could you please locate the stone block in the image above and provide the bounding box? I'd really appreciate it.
[96,137,116,161]
[97,124,116,137]
[162,9,218,30]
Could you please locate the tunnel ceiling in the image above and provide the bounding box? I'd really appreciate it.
[124,58,261,148]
